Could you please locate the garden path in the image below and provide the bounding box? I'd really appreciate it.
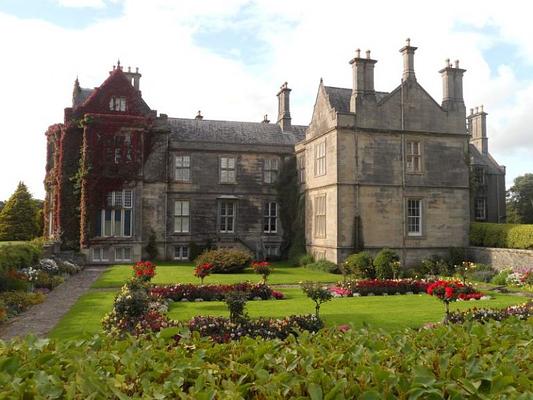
[0,265,107,341]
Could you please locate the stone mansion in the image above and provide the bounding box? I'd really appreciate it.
[44,40,505,265]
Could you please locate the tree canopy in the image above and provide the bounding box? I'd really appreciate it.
[0,182,42,241]
[506,173,533,224]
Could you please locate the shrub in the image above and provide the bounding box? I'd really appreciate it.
[447,247,466,267]
[466,263,497,283]
[301,281,333,318]
[298,253,314,267]
[0,291,45,316]
[224,291,248,322]
[491,269,512,285]
[0,299,6,322]
[145,229,159,260]
[34,271,64,290]
[339,279,429,296]
[132,261,156,282]
[195,248,252,273]
[343,252,374,279]
[251,261,272,283]
[56,259,83,275]
[150,282,282,302]
[0,269,31,292]
[419,255,451,277]
[305,259,340,274]
[0,242,42,272]
[470,222,533,249]
[426,280,482,320]
[193,263,213,284]
[447,302,532,324]
[373,248,399,279]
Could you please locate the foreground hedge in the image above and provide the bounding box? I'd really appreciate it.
[1,320,532,398]
[470,222,533,249]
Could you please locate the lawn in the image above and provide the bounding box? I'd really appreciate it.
[48,287,528,340]
[92,262,339,288]
[0,241,27,247]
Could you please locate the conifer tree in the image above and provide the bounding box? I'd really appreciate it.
[0,182,40,241]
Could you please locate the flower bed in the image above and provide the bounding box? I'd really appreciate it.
[188,314,323,343]
[446,302,532,324]
[150,282,284,302]
[335,279,430,296]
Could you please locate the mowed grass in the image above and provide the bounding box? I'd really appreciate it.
[48,290,116,340]
[48,286,528,340]
[92,262,339,288]
[0,241,27,246]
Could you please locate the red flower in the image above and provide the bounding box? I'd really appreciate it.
[445,287,454,299]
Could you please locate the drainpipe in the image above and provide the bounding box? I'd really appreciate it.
[400,79,407,266]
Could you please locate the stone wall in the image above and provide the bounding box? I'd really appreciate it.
[468,246,533,270]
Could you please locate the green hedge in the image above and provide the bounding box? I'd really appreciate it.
[1,320,532,398]
[470,222,533,249]
[0,242,42,272]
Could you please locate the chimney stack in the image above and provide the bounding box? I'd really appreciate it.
[124,66,142,91]
[399,38,417,81]
[349,48,377,113]
[439,58,466,111]
[468,106,488,155]
[277,82,292,132]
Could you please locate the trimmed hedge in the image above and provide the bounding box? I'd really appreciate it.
[0,242,42,272]
[194,248,253,273]
[470,222,533,249]
[0,320,532,398]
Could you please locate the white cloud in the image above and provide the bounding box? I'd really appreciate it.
[0,0,532,200]
[56,0,106,8]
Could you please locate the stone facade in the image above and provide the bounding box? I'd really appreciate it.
[44,42,506,266]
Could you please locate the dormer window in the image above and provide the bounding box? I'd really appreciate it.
[109,96,127,112]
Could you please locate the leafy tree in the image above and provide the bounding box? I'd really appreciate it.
[0,182,40,240]
[0,201,4,213]
[506,173,533,224]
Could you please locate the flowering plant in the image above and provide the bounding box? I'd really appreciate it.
[132,261,156,282]
[301,281,333,318]
[150,282,283,301]
[426,280,482,321]
[339,279,430,296]
[193,263,213,284]
[251,261,272,283]
[457,261,475,283]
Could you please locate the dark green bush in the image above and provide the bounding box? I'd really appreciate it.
[0,291,45,316]
[298,253,314,267]
[0,269,31,292]
[470,222,533,249]
[195,248,253,273]
[305,259,341,274]
[447,247,466,267]
[419,255,452,276]
[0,242,42,272]
[344,252,374,278]
[491,269,512,286]
[1,320,532,398]
[373,248,399,279]
[34,271,64,290]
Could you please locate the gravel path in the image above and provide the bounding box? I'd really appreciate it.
[0,265,107,341]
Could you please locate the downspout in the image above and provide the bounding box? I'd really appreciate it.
[164,131,170,260]
[400,79,407,266]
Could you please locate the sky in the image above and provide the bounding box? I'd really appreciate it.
[0,0,532,200]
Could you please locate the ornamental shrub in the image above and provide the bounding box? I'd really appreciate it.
[305,259,341,274]
[343,252,374,278]
[491,268,512,286]
[298,253,314,267]
[194,263,213,284]
[0,291,45,316]
[470,222,533,249]
[301,281,333,318]
[0,242,42,273]
[373,248,399,279]
[419,255,450,277]
[195,248,253,273]
[224,291,248,322]
[251,261,272,283]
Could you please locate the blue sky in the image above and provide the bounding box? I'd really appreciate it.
[0,0,531,201]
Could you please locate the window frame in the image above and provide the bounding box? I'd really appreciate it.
[220,156,236,184]
[175,155,191,182]
[92,247,109,262]
[109,96,127,112]
[297,154,306,183]
[406,198,423,237]
[174,200,190,233]
[406,141,422,174]
[99,190,133,238]
[218,200,236,233]
[174,245,190,261]
[314,194,327,238]
[475,197,487,221]
[114,247,132,262]
[263,202,278,233]
[263,158,279,184]
[314,141,326,177]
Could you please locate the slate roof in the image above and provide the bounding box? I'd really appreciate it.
[73,88,94,108]
[167,118,306,146]
[323,86,389,112]
[469,144,505,174]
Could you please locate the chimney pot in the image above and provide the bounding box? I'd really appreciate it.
[196,110,203,120]
[470,108,474,115]
[277,82,291,131]
[455,59,460,68]
[400,39,417,81]
[128,66,131,72]
[481,104,484,112]
[366,50,371,59]
[356,48,361,58]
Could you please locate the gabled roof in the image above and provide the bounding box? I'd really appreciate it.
[470,144,505,174]
[323,86,389,112]
[168,118,306,146]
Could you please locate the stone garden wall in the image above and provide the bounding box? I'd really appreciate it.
[468,246,533,270]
